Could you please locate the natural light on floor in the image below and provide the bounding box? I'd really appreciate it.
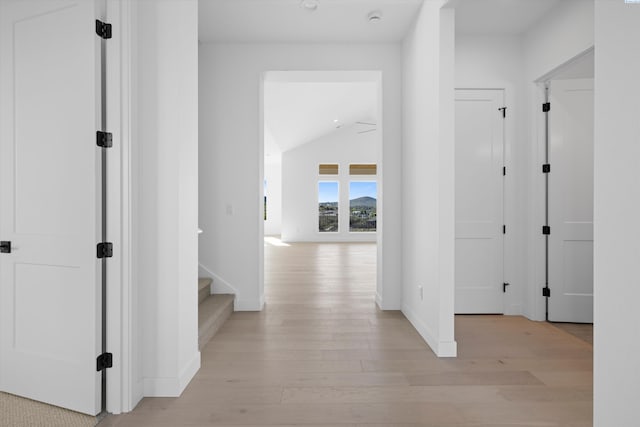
[264,236,290,247]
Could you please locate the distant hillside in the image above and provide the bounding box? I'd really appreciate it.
[350,196,376,208]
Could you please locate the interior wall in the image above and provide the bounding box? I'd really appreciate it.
[133,0,199,398]
[454,34,526,315]
[282,124,378,243]
[593,1,640,424]
[199,43,403,310]
[264,154,282,236]
[401,1,456,357]
[522,0,594,320]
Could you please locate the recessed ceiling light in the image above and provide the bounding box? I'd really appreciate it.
[368,10,383,24]
[300,0,319,12]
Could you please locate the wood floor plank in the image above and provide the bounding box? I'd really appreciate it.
[101,241,592,426]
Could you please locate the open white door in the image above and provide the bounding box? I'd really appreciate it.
[0,0,103,415]
[548,79,594,323]
[454,89,504,314]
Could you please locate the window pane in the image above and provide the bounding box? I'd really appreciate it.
[319,164,339,175]
[318,182,339,232]
[350,181,377,232]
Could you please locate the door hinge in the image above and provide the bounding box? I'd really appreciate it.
[498,107,507,118]
[542,287,551,297]
[542,164,551,173]
[542,102,551,112]
[542,226,551,235]
[95,19,112,39]
[503,166,506,176]
[503,282,510,293]
[97,242,113,258]
[96,352,113,371]
[503,225,506,234]
[96,131,112,148]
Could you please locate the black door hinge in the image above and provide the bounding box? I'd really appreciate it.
[95,19,112,39]
[542,164,551,173]
[503,225,506,234]
[503,282,510,293]
[96,352,113,371]
[503,166,506,176]
[0,241,11,254]
[498,107,507,118]
[542,226,551,235]
[542,102,551,112]
[97,242,113,258]
[542,287,551,297]
[96,131,112,148]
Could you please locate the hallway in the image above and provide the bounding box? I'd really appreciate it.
[102,242,592,426]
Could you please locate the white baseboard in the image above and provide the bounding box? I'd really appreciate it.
[505,304,523,316]
[235,297,264,311]
[178,351,201,394]
[402,304,457,358]
[143,352,201,397]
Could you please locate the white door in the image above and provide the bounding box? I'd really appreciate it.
[455,89,504,313]
[0,0,103,415]
[548,79,594,323]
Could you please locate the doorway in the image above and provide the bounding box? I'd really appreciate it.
[536,48,595,324]
[261,71,382,306]
[546,78,594,323]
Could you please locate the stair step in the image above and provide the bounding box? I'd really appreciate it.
[198,294,234,351]
[198,277,212,305]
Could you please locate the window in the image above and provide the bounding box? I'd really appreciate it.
[349,181,377,232]
[318,181,339,232]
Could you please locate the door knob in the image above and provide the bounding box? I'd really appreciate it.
[0,241,11,253]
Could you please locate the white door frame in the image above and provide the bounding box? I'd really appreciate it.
[105,0,132,414]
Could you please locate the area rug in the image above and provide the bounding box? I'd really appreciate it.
[0,392,97,427]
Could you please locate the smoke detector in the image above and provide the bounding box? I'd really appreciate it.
[368,10,383,24]
[300,0,319,12]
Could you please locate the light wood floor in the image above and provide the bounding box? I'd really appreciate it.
[101,241,592,426]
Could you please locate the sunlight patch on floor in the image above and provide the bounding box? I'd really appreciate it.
[264,236,290,247]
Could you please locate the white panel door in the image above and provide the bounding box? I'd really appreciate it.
[455,90,504,314]
[548,79,594,323]
[0,0,102,415]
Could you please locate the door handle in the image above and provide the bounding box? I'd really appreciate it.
[0,241,11,253]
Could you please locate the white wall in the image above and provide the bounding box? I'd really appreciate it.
[522,0,594,320]
[593,2,640,425]
[199,43,403,311]
[455,35,526,315]
[401,1,457,357]
[133,0,199,399]
[264,154,282,236]
[281,124,378,242]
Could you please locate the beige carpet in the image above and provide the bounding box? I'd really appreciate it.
[0,392,97,427]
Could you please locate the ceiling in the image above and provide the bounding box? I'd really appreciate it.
[451,0,560,35]
[198,0,424,43]
[200,0,567,158]
[264,80,378,156]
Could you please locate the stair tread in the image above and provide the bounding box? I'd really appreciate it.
[198,277,213,292]
[198,294,234,331]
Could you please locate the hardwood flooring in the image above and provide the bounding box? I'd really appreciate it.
[101,241,592,426]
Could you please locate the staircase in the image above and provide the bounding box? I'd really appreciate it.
[198,277,234,350]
